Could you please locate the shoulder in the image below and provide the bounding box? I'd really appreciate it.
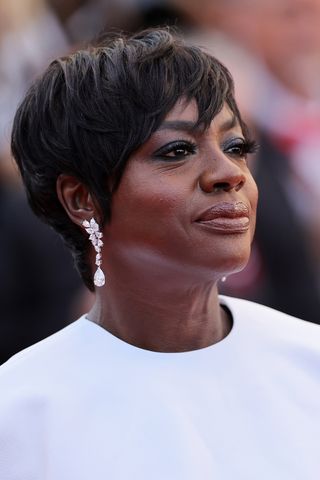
[0,317,90,390]
[0,319,91,479]
[220,294,319,327]
[220,295,320,349]
[220,295,302,320]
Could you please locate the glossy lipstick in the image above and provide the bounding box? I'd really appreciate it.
[195,202,250,234]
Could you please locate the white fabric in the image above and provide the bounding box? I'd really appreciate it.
[0,296,320,479]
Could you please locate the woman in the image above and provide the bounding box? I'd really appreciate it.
[1,28,320,479]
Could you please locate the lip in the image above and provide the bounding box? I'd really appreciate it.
[195,201,250,234]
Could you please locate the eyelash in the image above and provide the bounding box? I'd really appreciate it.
[154,138,259,161]
[223,138,259,159]
[154,140,197,160]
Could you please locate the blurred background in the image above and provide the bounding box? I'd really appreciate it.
[1,0,320,363]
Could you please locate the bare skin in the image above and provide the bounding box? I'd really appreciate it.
[57,100,258,352]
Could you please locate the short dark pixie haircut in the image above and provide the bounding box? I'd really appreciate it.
[11,28,247,291]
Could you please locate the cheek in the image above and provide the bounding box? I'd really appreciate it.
[250,177,259,210]
[106,167,188,247]
[122,177,183,217]
[247,177,258,237]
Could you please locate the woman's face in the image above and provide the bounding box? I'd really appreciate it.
[103,99,258,282]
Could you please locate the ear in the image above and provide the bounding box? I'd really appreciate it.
[56,174,100,227]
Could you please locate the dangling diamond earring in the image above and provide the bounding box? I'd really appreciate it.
[82,218,105,287]
[221,276,227,283]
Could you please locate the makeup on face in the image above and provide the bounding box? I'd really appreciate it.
[195,201,250,234]
[104,100,258,284]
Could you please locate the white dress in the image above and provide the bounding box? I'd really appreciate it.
[0,296,320,480]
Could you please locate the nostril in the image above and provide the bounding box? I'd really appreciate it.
[200,171,246,194]
[213,182,233,193]
[212,180,244,193]
[234,181,244,192]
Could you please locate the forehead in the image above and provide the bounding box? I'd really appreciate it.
[163,99,241,133]
[165,98,199,123]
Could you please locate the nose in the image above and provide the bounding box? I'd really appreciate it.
[199,156,246,194]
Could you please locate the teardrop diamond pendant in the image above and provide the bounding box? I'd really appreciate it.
[94,267,105,287]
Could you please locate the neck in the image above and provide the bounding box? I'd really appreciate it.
[88,273,232,353]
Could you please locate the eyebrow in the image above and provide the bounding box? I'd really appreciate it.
[158,115,239,133]
[158,120,199,132]
[220,115,238,132]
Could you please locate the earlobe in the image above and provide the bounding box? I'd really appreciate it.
[56,174,98,226]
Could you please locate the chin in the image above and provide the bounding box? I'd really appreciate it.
[180,249,251,286]
[190,232,252,277]
[213,255,250,280]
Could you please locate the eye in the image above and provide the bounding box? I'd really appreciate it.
[154,140,197,160]
[223,137,259,160]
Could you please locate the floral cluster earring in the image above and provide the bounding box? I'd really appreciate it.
[82,218,105,287]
